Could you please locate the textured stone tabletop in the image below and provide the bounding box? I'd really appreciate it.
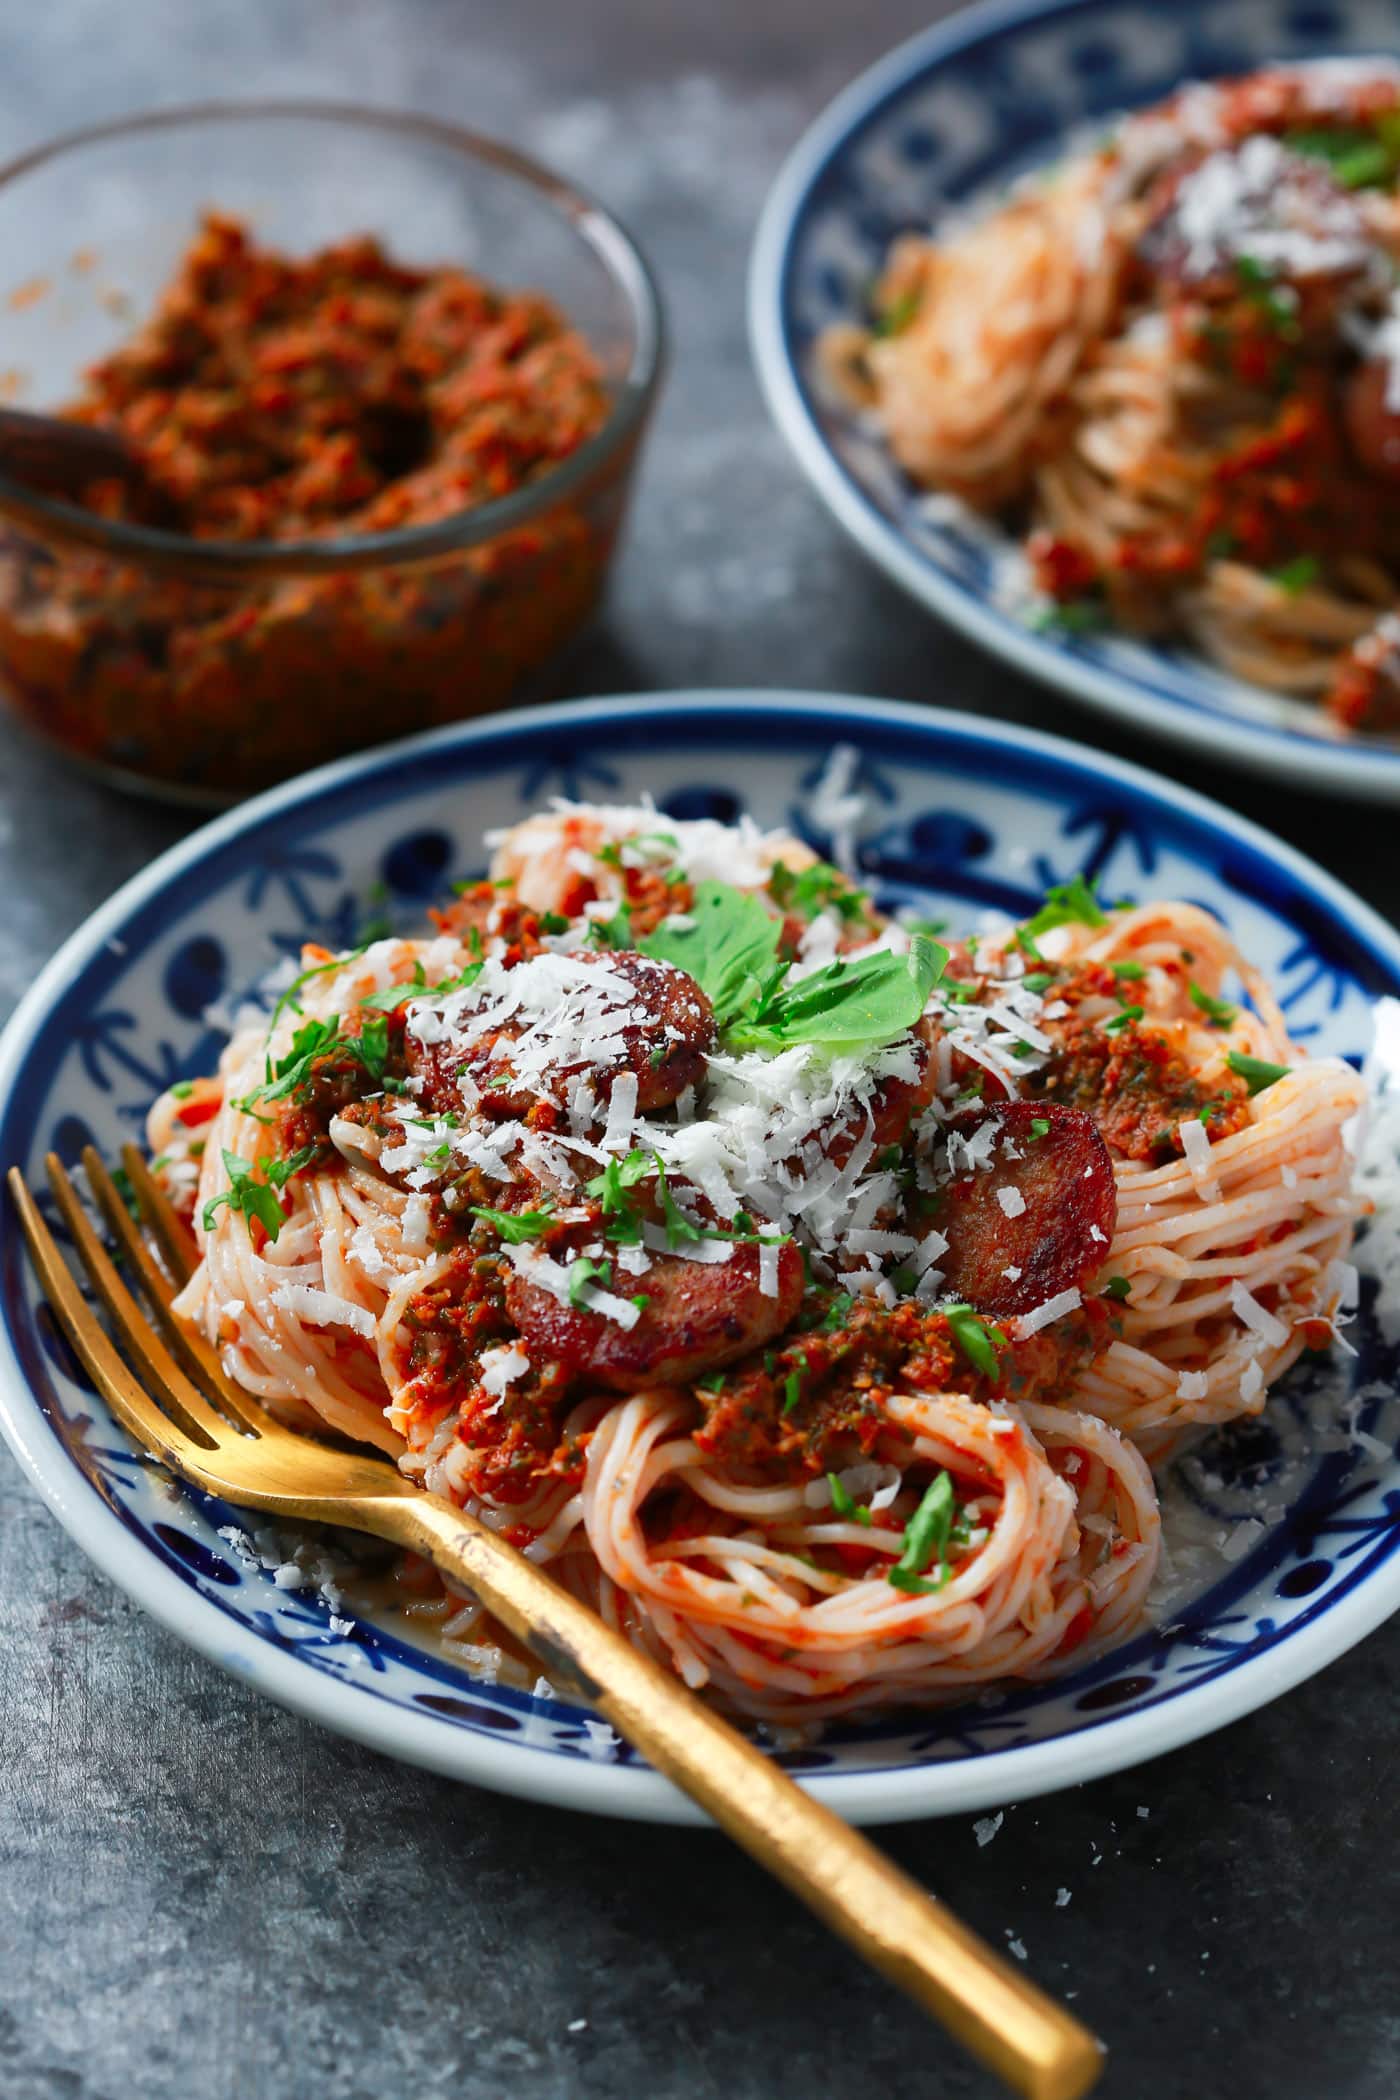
[1,4,1397,2098]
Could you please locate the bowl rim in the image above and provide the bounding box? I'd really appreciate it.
[3,685,1400,1823]
[0,98,665,576]
[745,0,1400,800]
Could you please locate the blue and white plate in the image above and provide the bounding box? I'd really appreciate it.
[749,0,1400,801]
[2,691,1400,1824]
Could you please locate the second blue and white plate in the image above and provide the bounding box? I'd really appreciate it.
[749,0,1400,800]
[2,690,1399,1822]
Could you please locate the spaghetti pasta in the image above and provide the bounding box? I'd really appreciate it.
[148,794,1364,1720]
[823,62,1400,733]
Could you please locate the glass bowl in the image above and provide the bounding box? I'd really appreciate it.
[0,102,663,805]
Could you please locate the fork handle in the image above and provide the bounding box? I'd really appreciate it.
[382,1493,1102,2100]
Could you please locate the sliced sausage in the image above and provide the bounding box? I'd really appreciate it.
[934,1099,1117,1319]
[408,950,714,1123]
[504,1235,803,1393]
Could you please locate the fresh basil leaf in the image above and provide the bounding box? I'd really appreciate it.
[640,882,784,1026]
[728,933,947,1052]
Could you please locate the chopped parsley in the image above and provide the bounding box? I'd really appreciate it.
[539,911,570,935]
[586,900,633,950]
[1227,1050,1291,1095]
[873,286,920,338]
[1017,872,1108,958]
[268,943,369,1029]
[821,1291,855,1332]
[1029,1116,1050,1140]
[1235,254,1301,336]
[782,1354,809,1416]
[1284,123,1400,190]
[237,1011,393,1110]
[1102,1005,1144,1035]
[768,859,869,925]
[1188,980,1237,1028]
[1110,961,1146,982]
[202,1145,318,1242]
[470,1203,556,1244]
[586,1148,654,1244]
[942,1302,1007,1381]
[567,1254,614,1306]
[1269,554,1320,597]
[827,1473,873,1526]
[1102,1275,1133,1303]
[169,1080,194,1101]
[1032,598,1107,638]
[887,1471,964,1594]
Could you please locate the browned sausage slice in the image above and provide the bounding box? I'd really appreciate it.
[408,950,714,1123]
[935,1100,1117,1319]
[504,1237,804,1392]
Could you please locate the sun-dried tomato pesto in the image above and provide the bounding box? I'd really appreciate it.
[1027,959,1251,1161]
[0,213,619,797]
[693,1295,1111,1475]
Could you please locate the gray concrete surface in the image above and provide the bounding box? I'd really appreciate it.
[0,4,1396,2097]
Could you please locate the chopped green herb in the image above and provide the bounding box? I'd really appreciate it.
[1111,961,1146,982]
[1029,1117,1050,1140]
[822,1291,855,1332]
[1102,1275,1133,1302]
[586,1149,654,1244]
[887,1471,961,1594]
[169,1080,194,1101]
[768,859,869,925]
[1269,554,1320,596]
[539,911,570,935]
[827,1473,874,1526]
[1032,598,1108,638]
[653,1156,703,1252]
[268,943,369,1029]
[202,1145,318,1242]
[1188,979,1237,1027]
[873,286,920,337]
[1022,872,1108,950]
[567,1254,613,1307]
[1235,254,1300,336]
[630,1293,651,1314]
[1020,971,1055,994]
[586,901,633,950]
[1227,1050,1291,1095]
[1284,124,1399,189]
[943,1302,1007,1380]
[782,1356,808,1416]
[1102,1005,1144,1035]
[469,1203,556,1244]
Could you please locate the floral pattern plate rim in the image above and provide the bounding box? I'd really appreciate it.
[2,688,1399,1826]
[748,0,1400,801]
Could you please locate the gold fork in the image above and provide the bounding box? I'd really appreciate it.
[9,1145,1103,2100]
